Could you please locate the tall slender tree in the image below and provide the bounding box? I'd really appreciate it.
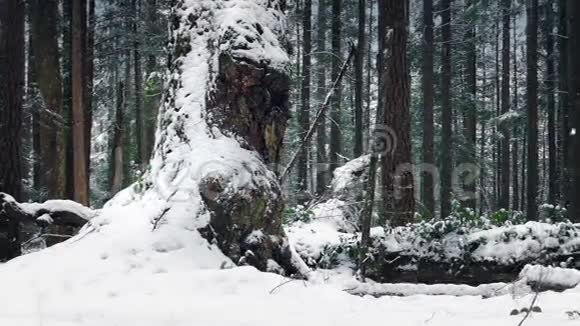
[559,0,570,206]
[354,0,366,158]
[297,0,312,200]
[315,0,328,195]
[440,0,453,218]
[72,0,90,205]
[526,0,539,220]
[499,0,511,209]
[463,0,477,210]
[421,0,435,216]
[544,2,557,204]
[329,0,342,174]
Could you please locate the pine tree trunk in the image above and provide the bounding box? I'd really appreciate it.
[499,0,511,209]
[526,0,539,220]
[0,0,25,259]
[559,0,570,207]
[381,0,414,226]
[354,0,366,158]
[85,0,95,177]
[568,0,580,222]
[30,0,66,199]
[421,0,435,217]
[297,0,312,201]
[440,0,453,219]
[545,2,558,205]
[512,17,520,211]
[463,0,477,210]
[110,82,125,195]
[133,0,144,168]
[72,0,90,206]
[315,0,328,196]
[329,0,342,174]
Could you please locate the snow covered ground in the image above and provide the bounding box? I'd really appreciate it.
[1,201,580,326]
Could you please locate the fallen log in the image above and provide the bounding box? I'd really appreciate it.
[0,193,95,228]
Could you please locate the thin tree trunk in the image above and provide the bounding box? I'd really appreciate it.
[72,0,90,206]
[526,0,539,220]
[354,0,366,158]
[559,0,570,207]
[440,0,453,219]
[512,16,520,211]
[110,82,125,194]
[545,1,557,205]
[463,0,477,210]
[85,0,95,177]
[329,0,342,174]
[133,0,144,169]
[421,0,435,217]
[315,0,328,196]
[499,0,511,209]
[297,0,312,201]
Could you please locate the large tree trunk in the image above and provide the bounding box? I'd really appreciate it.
[297,0,312,202]
[421,0,435,217]
[512,16,520,211]
[30,0,66,199]
[569,0,580,222]
[0,0,25,260]
[329,0,342,174]
[72,0,90,206]
[499,0,511,209]
[315,0,328,196]
[526,0,539,220]
[440,0,453,219]
[152,0,298,274]
[381,0,414,226]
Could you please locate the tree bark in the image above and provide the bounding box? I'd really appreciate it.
[545,2,557,205]
[463,0,477,210]
[526,0,539,220]
[568,0,580,222]
[110,82,125,195]
[499,0,511,209]
[30,0,66,199]
[512,16,520,211]
[297,0,312,201]
[381,0,414,226]
[315,0,328,196]
[133,0,144,169]
[559,0,570,207]
[440,0,453,219]
[0,0,25,259]
[354,0,366,158]
[72,0,90,206]
[329,0,342,174]
[421,0,435,217]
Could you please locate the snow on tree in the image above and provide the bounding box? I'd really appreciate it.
[121,0,302,274]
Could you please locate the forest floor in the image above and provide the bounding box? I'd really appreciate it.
[0,200,579,325]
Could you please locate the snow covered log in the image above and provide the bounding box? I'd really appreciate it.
[140,0,302,275]
[0,193,95,228]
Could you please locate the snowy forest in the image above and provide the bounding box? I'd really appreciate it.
[0,0,580,324]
